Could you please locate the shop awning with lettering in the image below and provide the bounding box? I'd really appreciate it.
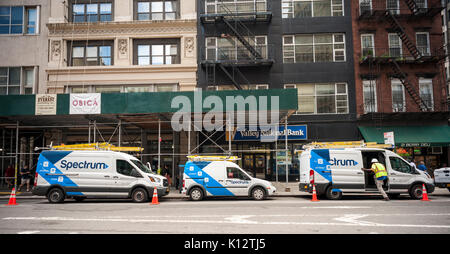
[358,125,450,147]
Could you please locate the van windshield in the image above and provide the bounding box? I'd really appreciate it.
[131,159,153,174]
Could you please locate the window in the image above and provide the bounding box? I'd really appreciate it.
[226,167,249,180]
[66,84,178,93]
[391,79,405,112]
[283,34,345,63]
[95,86,121,93]
[241,84,269,90]
[282,0,343,18]
[388,33,402,57]
[0,6,32,34]
[206,36,268,61]
[386,0,399,15]
[71,0,113,22]
[135,0,178,20]
[416,32,430,56]
[287,83,348,114]
[363,80,377,113]
[419,78,433,110]
[389,157,414,174]
[116,160,142,178]
[206,0,267,14]
[0,67,35,95]
[134,39,180,65]
[361,34,374,57]
[359,0,372,15]
[68,41,113,66]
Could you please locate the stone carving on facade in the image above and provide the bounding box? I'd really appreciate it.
[118,38,128,58]
[185,37,195,58]
[51,40,62,60]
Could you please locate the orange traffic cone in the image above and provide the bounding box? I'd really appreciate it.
[151,187,159,205]
[421,184,430,201]
[311,184,319,202]
[5,188,18,206]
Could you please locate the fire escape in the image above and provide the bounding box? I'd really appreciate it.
[200,0,273,90]
[359,0,445,112]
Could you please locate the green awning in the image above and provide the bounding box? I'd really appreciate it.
[358,125,450,147]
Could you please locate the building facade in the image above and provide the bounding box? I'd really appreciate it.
[197,0,358,181]
[352,0,450,169]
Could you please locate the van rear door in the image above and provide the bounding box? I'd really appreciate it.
[329,150,365,191]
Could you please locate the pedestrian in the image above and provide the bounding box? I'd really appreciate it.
[4,164,14,188]
[163,165,172,186]
[361,158,390,201]
[18,164,31,192]
[417,161,427,172]
[409,159,416,169]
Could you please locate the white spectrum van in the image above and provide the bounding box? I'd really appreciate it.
[299,148,434,200]
[32,150,169,203]
[182,158,276,201]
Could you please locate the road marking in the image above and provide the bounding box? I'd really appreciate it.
[3,214,450,229]
[17,231,40,234]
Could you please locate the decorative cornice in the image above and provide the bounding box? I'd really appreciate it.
[47,20,197,36]
[46,65,198,74]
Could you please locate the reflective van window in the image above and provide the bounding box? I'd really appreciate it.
[117,160,142,177]
[226,167,249,180]
[389,157,413,174]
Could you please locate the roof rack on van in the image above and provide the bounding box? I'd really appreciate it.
[187,155,241,162]
[50,142,144,152]
[302,141,392,149]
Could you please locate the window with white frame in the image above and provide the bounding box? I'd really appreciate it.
[359,0,372,15]
[386,0,400,15]
[281,0,344,18]
[419,78,433,110]
[0,67,35,95]
[135,0,178,20]
[361,34,375,57]
[362,80,377,113]
[283,33,345,63]
[285,83,348,114]
[206,36,267,61]
[391,79,405,112]
[206,0,267,14]
[388,33,402,57]
[416,32,430,56]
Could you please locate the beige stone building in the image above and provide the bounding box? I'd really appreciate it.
[46,0,197,94]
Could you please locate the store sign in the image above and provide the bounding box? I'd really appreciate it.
[70,93,101,115]
[227,125,307,141]
[35,94,57,115]
[384,131,395,146]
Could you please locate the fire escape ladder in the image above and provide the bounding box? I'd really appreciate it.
[403,0,419,14]
[217,64,248,90]
[390,59,429,111]
[206,63,216,87]
[385,11,421,60]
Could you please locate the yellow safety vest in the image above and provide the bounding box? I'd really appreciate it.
[371,163,388,178]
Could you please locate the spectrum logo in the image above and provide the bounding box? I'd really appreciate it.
[329,158,358,166]
[60,160,109,170]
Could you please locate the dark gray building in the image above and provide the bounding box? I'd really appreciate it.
[196,0,358,181]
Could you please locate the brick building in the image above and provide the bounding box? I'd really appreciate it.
[352,0,450,168]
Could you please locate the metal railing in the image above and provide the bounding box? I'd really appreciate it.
[202,45,273,63]
[359,0,442,16]
[359,47,445,61]
[204,0,269,15]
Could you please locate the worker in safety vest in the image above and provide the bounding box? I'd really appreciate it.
[361,158,390,201]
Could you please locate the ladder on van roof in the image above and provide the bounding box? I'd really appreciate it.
[51,142,144,152]
[302,141,392,150]
[187,155,241,162]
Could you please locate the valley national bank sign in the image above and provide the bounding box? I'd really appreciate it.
[227,125,307,141]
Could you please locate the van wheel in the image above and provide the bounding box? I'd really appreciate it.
[47,188,65,203]
[189,187,203,201]
[409,184,423,200]
[131,188,148,203]
[251,187,266,200]
[325,186,343,200]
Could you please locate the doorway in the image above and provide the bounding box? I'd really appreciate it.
[243,153,266,179]
[361,151,388,191]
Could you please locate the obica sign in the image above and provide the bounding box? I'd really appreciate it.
[70,93,101,115]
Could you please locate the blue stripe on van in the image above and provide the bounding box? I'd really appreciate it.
[185,161,235,197]
[311,149,332,182]
[37,152,81,194]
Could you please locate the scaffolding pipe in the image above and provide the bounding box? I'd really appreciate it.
[158,119,161,172]
[118,120,122,147]
[14,121,19,190]
[285,119,288,188]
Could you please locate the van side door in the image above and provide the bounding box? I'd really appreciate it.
[329,151,365,191]
[224,167,251,196]
[113,159,144,197]
[387,156,416,191]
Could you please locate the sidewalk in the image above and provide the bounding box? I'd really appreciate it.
[0,182,304,199]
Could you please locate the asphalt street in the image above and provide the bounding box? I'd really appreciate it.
[1,191,449,234]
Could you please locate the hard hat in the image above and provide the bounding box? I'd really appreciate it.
[371,158,379,163]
